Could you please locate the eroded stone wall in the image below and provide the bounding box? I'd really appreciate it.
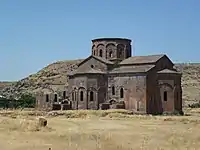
[108,73,147,112]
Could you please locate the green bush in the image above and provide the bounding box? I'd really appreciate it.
[188,102,200,108]
[17,93,36,109]
[0,93,36,109]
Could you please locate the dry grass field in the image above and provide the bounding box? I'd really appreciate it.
[0,109,200,150]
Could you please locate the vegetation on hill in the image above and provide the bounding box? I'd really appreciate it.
[0,59,199,107]
[0,93,36,109]
[0,82,15,90]
[0,59,83,99]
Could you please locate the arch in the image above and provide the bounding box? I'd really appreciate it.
[112,86,115,95]
[73,87,77,91]
[88,87,97,92]
[78,87,86,90]
[89,91,94,101]
[106,43,115,58]
[97,44,104,48]
[99,49,103,57]
[109,99,116,104]
[97,44,104,57]
[78,87,86,102]
[117,44,125,58]
[120,88,124,98]
[159,83,173,90]
[106,43,115,48]
[109,51,113,57]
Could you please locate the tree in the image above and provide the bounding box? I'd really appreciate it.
[17,93,36,109]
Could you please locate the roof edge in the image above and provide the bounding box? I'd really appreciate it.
[157,69,182,74]
[92,38,132,42]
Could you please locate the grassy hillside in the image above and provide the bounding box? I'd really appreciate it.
[0,59,199,107]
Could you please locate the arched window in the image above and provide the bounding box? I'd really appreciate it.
[63,91,66,99]
[46,94,49,102]
[93,50,96,55]
[80,91,84,101]
[119,50,123,58]
[54,94,58,102]
[120,88,124,98]
[99,49,103,57]
[90,91,94,101]
[164,91,167,101]
[109,51,113,58]
[117,44,125,58]
[112,86,115,95]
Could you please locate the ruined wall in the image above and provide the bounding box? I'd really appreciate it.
[157,74,182,113]
[108,73,147,113]
[87,75,101,110]
[68,74,107,110]
[36,92,55,110]
[97,75,108,108]
[146,57,176,114]
[69,76,88,109]
[68,55,112,110]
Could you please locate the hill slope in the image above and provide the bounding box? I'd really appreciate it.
[0,60,199,107]
[0,82,15,90]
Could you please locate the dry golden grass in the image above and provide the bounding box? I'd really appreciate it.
[0,109,200,150]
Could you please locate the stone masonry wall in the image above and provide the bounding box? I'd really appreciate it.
[108,73,147,112]
[92,39,132,60]
[77,57,108,72]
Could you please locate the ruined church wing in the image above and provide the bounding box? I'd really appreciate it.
[68,55,113,110]
[108,64,155,113]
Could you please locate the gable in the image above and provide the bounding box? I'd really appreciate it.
[78,55,114,67]
[73,56,110,75]
[155,55,174,70]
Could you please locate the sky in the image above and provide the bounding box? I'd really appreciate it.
[0,0,199,81]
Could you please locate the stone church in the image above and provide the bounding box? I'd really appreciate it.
[36,38,183,115]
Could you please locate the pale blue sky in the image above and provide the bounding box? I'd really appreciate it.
[0,0,199,81]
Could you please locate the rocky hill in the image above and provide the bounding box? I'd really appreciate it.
[0,59,83,98]
[0,59,200,107]
[175,63,200,106]
[0,82,15,90]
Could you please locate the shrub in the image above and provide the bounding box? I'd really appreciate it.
[16,93,36,109]
[188,101,200,108]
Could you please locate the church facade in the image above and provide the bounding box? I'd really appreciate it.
[36,38,183,115]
